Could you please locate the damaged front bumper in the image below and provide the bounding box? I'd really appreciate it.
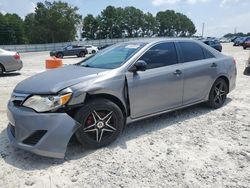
[7,101,81,158]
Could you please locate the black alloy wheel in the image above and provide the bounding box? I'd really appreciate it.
[207,78,228,109]
[75,99,124,149]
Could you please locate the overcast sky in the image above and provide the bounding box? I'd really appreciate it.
[0,0,249,37]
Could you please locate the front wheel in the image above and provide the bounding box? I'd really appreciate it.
[207,78,228,109]
[75,99,125,149]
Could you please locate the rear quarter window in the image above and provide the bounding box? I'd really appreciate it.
[179,42,205,62]
[203,48,215,59]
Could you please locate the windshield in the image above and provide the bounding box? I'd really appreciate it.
[79,42,146,69]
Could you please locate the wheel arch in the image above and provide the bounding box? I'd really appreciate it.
[216,75,230,93]
[57,51,64,55]
[85,93,128,118]
[0,62,5,72]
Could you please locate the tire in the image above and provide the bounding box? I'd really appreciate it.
[92,50,96,54]
[243,47,247,50]
[78,51,85,57]
[207,78,228,109]
[244,67,250,75]
[75,98,125,149]
[0,64,4,76]
[56,52,63,59]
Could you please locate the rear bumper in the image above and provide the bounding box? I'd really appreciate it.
[6,60,23,72]
[7,101,81,158]
[50,52,57,57]
[229,67,237,92]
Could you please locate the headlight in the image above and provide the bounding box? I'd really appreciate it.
[23,93,72,112]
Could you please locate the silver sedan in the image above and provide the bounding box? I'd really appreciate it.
[0,49,23,75]
[7,39,237,158]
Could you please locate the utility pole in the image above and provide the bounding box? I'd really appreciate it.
[202,23,205,38]
[234,27,237,34]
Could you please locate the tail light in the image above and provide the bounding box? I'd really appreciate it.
[14,53,20,60]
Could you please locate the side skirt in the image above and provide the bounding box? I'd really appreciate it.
[126,99,207,124]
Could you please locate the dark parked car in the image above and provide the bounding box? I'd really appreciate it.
[231,36,239,42]
[244,54,250,74]
[233,37,246,46]
[242,37,250,49]
[7,39,236,158]
[98,44,112,50]
[0,49,23,75]
[203,40,222,52]
[50,45,88,58]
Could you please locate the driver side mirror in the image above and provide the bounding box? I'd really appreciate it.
[130,60,147,72]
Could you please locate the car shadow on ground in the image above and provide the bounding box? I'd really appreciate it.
[0,98,232,170]
[1,72,21,77]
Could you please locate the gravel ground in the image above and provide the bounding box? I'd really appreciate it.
[0,44,249,188]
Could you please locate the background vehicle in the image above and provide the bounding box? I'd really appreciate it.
[231,36,239,42]
[202,39,222,52]
[84,45,99,54]
[219,37,231,43]
[233,37,246,46]
[7,39,236,158]
[98,44,112,50]
[244,54,250,74]
[242,37,250,49]
[50,45,88,58]
[0,49,23,75]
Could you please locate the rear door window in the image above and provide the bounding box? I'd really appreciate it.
[179,42,205,63]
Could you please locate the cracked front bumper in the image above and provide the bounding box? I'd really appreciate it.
[6,101,81,158]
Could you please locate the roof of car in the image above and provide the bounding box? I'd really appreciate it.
[122,38,202,45]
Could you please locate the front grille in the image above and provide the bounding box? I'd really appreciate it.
[12,100,23,106]
[11,92,29,107]
[22,130,47,146]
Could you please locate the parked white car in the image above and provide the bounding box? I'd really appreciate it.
[84,45,99,54]
[219,38,231,43]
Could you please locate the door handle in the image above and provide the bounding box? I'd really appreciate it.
[211,63,217,68]
[173,69,182,76]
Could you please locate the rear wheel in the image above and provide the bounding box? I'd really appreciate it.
[75,99,125,149]
[0,64,4,76]
[56,52,63,59]
[92,50,96,54]
[207,78,228,109]
[244,67,250,75]
[78,51,85,57]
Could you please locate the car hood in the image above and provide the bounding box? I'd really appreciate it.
[14,65,109,94]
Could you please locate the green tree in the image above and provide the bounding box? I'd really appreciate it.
[82,14,98,39]
[123,7,144,37]
[156,10,176,36]
[24,1,81,43]
[142,12,158,37]
[0,13,26,45]
[100,6,117,39]
[156,10,196,37]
